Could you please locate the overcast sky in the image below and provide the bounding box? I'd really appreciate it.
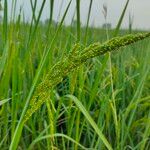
[5,0,150,29]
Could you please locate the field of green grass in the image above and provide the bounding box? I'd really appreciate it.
[0,0,150,150]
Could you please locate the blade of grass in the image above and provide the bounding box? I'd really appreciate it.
[140,110,150,150]
[27,0,37,43]
[27,0,46,47]
[76,0,81,42]
[113,0,130,37]
[0,43,9,77]
[30,0,37,23]
[3,0,8,43]
[122,46,150,148]
[65,95,113,150]
[28,133,89,150]
[46,0,54,35]
[9,1,72,150]
[84,0,93,44]
[0,98,11,106]
[75,0,81,147]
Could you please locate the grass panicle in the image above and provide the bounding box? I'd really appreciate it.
[24,32,150,122]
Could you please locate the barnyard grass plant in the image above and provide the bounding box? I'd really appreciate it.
[0,0,150,149]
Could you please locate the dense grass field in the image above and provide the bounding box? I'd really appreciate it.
[0,0,150,150]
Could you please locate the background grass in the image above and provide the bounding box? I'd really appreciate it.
[0,0,150,149]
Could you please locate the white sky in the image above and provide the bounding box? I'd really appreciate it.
[5,0,150,29]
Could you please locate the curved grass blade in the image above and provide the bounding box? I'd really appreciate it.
[28,133,89,150]
[65,95,113,150]
[0,98,11,106]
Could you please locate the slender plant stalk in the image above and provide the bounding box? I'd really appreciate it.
[75,1,81,149]
[76,0,81,42]
[46,0,54,36]
[113,0,130,36]
[27,0,46,47]
[84,0,93,44]
[3,0,7,43]
[30,0,37,23]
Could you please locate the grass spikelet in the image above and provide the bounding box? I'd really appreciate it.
[24,32,150,122]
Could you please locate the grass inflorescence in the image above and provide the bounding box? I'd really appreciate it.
[24,32,150,122]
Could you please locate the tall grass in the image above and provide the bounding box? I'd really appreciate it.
[0,0,150,150]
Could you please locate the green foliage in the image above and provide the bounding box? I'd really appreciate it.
[0,0,150,150]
